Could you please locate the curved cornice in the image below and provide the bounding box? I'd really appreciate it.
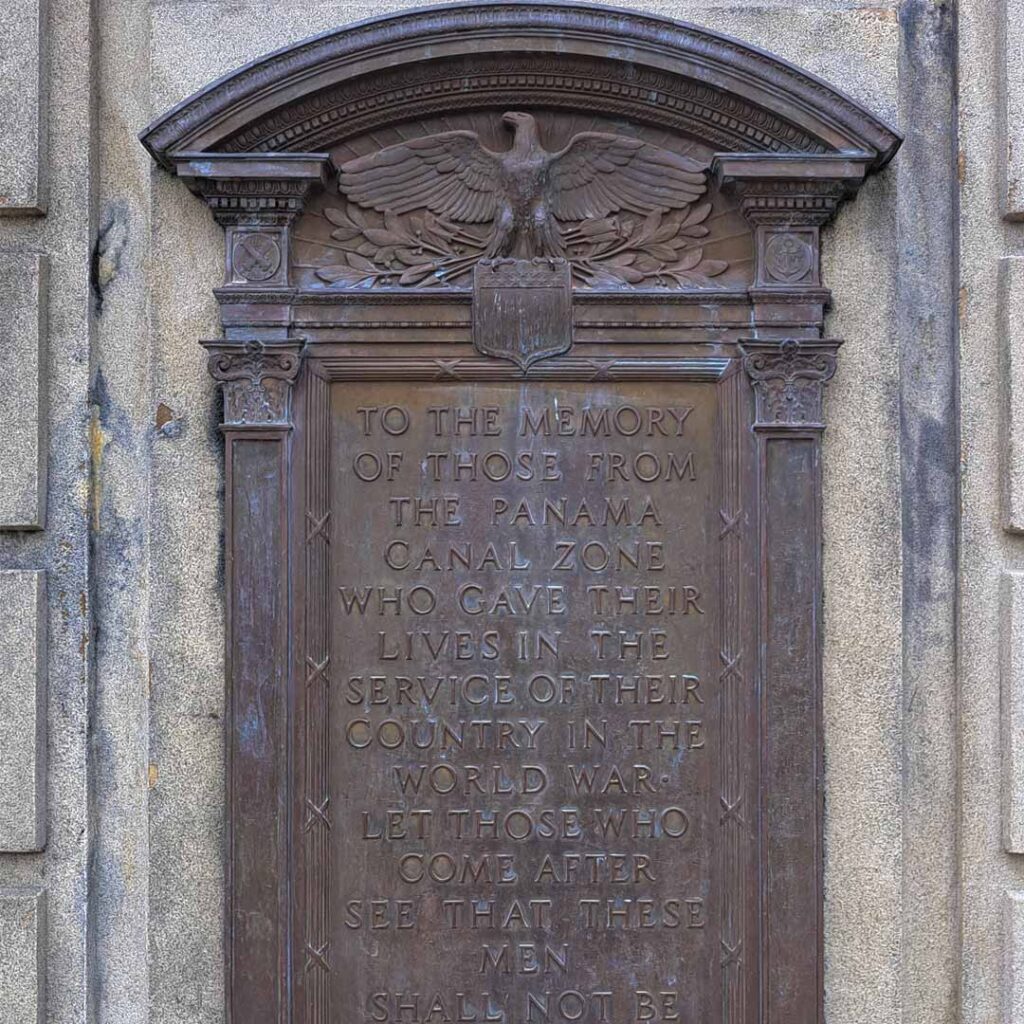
[140,1,901,170]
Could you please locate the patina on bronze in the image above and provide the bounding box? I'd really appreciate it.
[141,5,900,1024]
[336,111,708,260]
[332,379,719,1024]
[472,259,573,369]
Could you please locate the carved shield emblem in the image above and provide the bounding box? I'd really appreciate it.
[472,259,573,370]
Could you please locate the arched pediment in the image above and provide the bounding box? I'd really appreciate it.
[140,1,899,168]
[142,3,899,301]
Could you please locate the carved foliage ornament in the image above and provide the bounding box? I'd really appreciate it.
[316,112,728,289]
[206,341,303,425]
[742,339,839,427]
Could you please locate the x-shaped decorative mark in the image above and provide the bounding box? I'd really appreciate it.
[306,511,330,545]
[720,795,745,825]
[305,941,330,974]
[719,509,741,538]
[305,656,329,689]
[719,651,741,683]
[304,796,331,832]
[433,359,463,379]
[721,941,742,968]
[588,360,615,381]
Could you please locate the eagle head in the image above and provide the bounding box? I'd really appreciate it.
[501,111,541,155]
[501,111,534,130]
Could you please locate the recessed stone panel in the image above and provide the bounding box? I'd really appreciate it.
[0,0,46,215]
[1007,892,1024,1022]
[1005,0,1024,218]
[1001,571,1024,852]
[999,257,1024,532]
[0,571,47,852]
[0,253,48,530]
[0,888,44,1024]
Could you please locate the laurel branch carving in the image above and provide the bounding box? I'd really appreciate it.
[313,200,727,290]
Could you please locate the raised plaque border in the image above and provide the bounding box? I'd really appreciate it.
[144,5,900,1023]
[291,355,759,1024]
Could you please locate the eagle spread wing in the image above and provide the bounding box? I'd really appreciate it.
[547,133,707,221]
[338,131,504,223]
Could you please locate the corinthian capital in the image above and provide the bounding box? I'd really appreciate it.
[204,340,303,427]
[741,339,840,428]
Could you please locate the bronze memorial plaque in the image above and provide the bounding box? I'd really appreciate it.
[331,383,722,1024]
[140,4,900,1022]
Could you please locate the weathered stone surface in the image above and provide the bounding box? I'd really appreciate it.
[0,571,47,852]
[0,0,46,214]
[147,172,225,1024]
[0,0,94,1020]
[1006,892,1024,1022]
[1001,572,1024,852]
[821,171,904,1024]
[0,888,44,1024]
[0,253,47,530]
[892,7,960,1024]
[999,257,1024,532]
[960,0,1024,1014]
[1002,0,1024,218]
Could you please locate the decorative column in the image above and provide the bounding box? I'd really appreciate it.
[714,152,867,1023]
[741,338,840,1024]
[174,152,330,1024]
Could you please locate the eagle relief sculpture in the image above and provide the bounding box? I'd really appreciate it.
[313,112,729,289]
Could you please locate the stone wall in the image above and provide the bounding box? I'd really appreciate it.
[0,0,995,1021]
[962,0,1024,1017]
